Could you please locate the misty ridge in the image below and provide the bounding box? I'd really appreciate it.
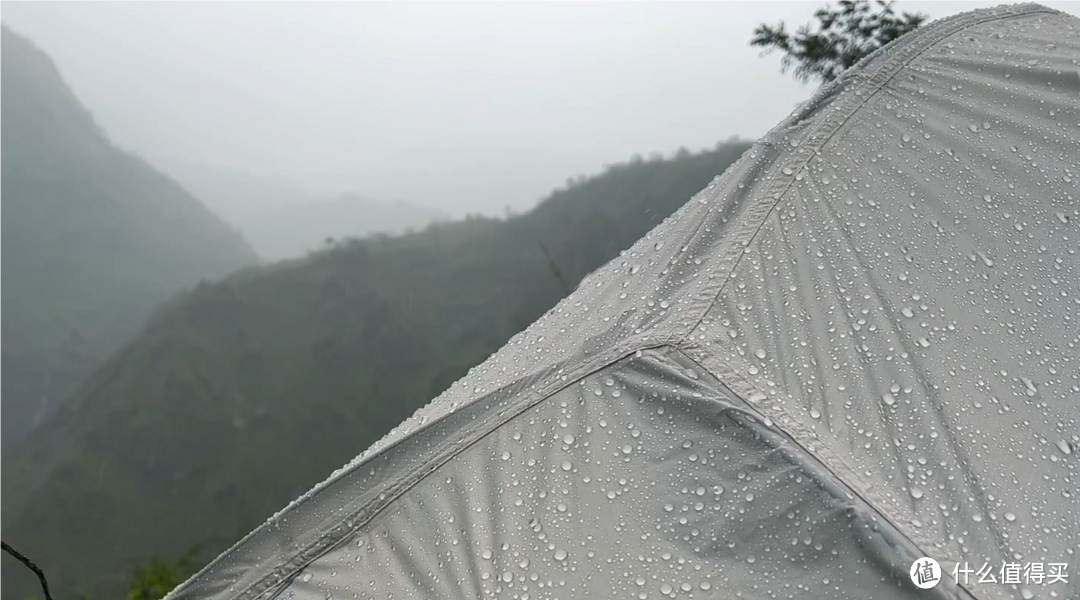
[159,161,450,261]
[2,3,1077,600]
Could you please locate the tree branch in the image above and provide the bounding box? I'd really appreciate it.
[2,540,55,600]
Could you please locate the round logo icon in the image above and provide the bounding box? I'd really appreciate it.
[910,557,942,590]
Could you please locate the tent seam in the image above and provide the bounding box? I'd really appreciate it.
[231,339,682,600]
[675,2,1059,347]
[679,337,1001,600]
[671,8,1062,600]
[672,345,981,600]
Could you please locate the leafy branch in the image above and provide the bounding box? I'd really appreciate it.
[750,0,927,85]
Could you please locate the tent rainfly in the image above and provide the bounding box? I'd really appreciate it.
[167,4,1080,600]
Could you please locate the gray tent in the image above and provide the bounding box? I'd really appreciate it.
[169,4,1079,600]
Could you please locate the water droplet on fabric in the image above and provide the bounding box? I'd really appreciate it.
[1056,440,1073,456]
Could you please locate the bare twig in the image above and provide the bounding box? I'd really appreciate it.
[2,540,54,600]
[537,241,570,295]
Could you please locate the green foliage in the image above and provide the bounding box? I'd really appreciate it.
[15,547,201,600]
[1,138,752,600]
[124,547,202,600]
[0,26,259,451]
[750,0,927,85]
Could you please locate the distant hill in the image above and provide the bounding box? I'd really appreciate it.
[0,139,752,600]
[159,161,448,261]
[0,26,259,451]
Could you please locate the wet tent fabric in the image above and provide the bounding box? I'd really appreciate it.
[167,4,1079,600]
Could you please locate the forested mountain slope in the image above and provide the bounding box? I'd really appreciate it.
[1,140,752,600]
[0,27,259,451]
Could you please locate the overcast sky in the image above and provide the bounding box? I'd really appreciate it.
[3,1,1078,216]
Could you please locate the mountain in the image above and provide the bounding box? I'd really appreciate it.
[158,161,448,261]
[0,139,753,600]
[0,26,259,451]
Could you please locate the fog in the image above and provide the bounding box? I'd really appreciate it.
[3,1,1077,217]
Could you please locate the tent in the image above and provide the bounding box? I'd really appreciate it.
[167,4,1079,600]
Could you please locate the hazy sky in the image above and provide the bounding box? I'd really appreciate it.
[3,1,1078,216]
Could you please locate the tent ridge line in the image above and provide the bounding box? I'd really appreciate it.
[664,9,1060,599]
[673,2,1060,353]
[226,336,685,600]
[676,338,913,523]
[662,9,1063,594]
[676,339,889,514]
[675,341,987,600]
